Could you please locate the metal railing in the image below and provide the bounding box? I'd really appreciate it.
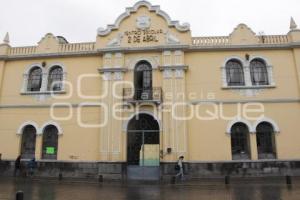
[123,87,162,103]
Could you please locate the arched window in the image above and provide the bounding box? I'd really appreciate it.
[250,59,269,85]
[256,122,276,159]
[27,67,42,91]
[42,125,59,160]
[134,61,152,100]
[225,59,245,86]
[231,122,250,160]
[21,125,37,159]
[48,66,63,91]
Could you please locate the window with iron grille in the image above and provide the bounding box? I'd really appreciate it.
[226,60,245,86]
[27,67,42,91]
[250,59,269,85]
[134,61,152,100]
[48,66,63,91]
[231,123,250,159]
[42,125,59,160]
[256,122,276,156]
[21,125,37,159]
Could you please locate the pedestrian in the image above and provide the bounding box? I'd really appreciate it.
[175,156,184,181]
[27,158,37,176]
[14,155,21,177]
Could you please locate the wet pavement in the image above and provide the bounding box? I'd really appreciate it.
[1,177,300,200]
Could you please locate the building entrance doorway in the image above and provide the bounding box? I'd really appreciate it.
[127,113,160,180]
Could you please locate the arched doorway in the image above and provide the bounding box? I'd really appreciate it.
[20,125,37,159]
[127,113,160,180]
[134,61,152,100]
[41,125,59,160]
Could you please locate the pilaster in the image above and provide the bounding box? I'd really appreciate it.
[249,133,258,160]
[0,61,6,102]
[161,50,188,161]
[35,136,43,160]
[99,52,126,162]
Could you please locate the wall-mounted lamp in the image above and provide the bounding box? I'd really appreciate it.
[245,54,250,61]
[167,147,172,154]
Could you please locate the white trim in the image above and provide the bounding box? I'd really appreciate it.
[17,121,40,135]
[47,62,67,73]
[40,121,63,135]
[24,63,45,74]
[22,64,45,93]
[97,0,190,36]
[253,117,280,133]
[249,56,272,66]
[122,111,162,132]
[222,56,246,67]
[128,56,159,70]
[221,56,275,89]
[249,56,275,86]
[226,118,254,134]
[221,56,245,87]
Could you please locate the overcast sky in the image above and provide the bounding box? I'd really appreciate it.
[0,0,299,46]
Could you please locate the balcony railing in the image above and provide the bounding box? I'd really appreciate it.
[123,87,162,104]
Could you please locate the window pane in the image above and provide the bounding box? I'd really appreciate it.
[48,66,63,91]
[250,60,269,85]
[42,125,59,160]
[27,67,42,91]
[231,123,250,160]
[256,122,276,159]
[226,60,245,86]
[21,125,36,159]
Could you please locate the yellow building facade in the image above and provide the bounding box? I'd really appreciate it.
[1,1,300,179]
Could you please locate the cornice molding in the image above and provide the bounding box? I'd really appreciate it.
[158,65,189,71]
[97,0,190,36]
[98,68,128,73]
[190,98,300,105]
[1,43,300,61]
[0,98,299,109]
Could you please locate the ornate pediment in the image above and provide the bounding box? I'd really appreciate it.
[97,1,190,36]
[96,1,191,49]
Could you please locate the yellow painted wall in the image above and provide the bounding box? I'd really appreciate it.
[1,1,300,163]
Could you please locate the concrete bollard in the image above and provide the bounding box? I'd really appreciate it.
[98,174,103,182]
[16,191,24,200]
[225,175,230,185]
[286,175,292,185]
[59,172,63,181]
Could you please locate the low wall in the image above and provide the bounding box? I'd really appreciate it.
[1,160,300,180]
[161,161,300,179]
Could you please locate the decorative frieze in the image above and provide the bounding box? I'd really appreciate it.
[162,69,172,79]
[103,53,112,68]
[175,69,184,78]
[98,68,127,81]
